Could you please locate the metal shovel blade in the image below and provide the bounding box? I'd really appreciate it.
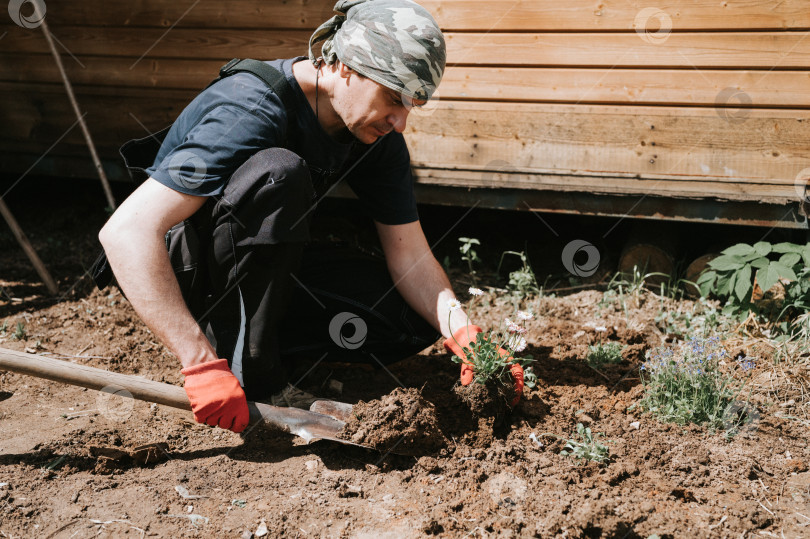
[248,401,368,449]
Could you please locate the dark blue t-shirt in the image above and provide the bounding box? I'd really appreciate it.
[146,57,418,225]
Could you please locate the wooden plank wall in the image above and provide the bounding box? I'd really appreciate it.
[1,0,809,220]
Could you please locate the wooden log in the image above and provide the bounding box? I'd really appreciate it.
[617,224,681,287]
[618,242,675,288]
[684,253,720,297]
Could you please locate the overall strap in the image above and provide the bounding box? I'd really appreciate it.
[213,58,296,116]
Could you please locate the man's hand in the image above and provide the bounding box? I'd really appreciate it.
[443,324,525,406]
[443,324,483,385]
[181,359,250,432]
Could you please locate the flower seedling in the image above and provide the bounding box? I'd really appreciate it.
[498,250,540,297]
[586,341,624,369]
[447,293,537,390]
[11,321,26,341]
[557,423,610,465]
[458,237,481,283]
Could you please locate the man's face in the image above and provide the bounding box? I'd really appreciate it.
[332,66,426,144]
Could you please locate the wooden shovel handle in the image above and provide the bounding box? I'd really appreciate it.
[0,347,191,410]
[0,347,347,441]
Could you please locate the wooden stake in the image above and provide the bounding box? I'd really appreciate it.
[35,4,116,211]
[0,198,58,295]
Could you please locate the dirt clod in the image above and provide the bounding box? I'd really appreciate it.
[338,387,446,455]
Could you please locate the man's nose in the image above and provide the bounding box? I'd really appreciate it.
[388,108,410,133]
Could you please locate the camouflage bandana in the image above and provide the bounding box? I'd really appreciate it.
[308,0,446,101]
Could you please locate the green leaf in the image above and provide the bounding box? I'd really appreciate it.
[802,245,810,266]
[779,252,802,268]
[771,242,803,254]
[723,243,755,256]
[740,251,766,263]
[756,263,787,293]
[708,254,745,272]
[734,264,752,301]
[771,261,797,281]
[716,274,732,297]
[753,242,772,256]
[749,256,769,269]
[697,272,717,297]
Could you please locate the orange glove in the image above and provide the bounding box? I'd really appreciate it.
[444,324,483,385]
[443,324,525,406]
[181,359,250,433]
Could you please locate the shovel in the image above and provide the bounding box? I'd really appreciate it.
[0,347,365,449]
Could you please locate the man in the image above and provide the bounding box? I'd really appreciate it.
[99,0,520,434]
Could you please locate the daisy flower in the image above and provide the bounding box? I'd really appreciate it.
[468,287,484,296]
[505,318,527,334]
[447,299,462,312]
[510,336,528,353]
[517,310,534,321]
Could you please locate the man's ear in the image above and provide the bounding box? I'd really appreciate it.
[337,61,354,79]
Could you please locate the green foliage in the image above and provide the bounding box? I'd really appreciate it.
[697,241,810,325]
[654,297,731,341]
[10,321,26,341]
[447,305,538,393]
[449,329,537,390]
[639,337,754,430]
[0,320,7,335]
[458,237,481,282]
[498,250,540,296]
[599,266,672,317]
[586,341,625,369]
[559,423,610,465]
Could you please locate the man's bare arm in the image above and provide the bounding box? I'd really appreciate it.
[375,220,470,339]
[98,178,216,369]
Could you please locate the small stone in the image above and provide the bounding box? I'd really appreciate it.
[186,505,193,513]
[629,421,640,430]
[255,520,268,537]
[305,459,320,472]
[241,531,254,539]
[71,492,80,503]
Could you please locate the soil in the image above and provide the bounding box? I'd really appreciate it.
[337,388,445,456]
[1,186,809,538]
